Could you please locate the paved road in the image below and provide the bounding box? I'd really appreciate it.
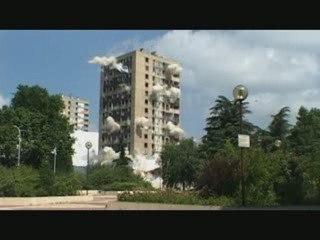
[0,195,117,210]
[1,194,320,210]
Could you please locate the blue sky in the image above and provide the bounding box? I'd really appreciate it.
[2,30,320,141]
[0,30,167,131]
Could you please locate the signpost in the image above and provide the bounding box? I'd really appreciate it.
[238,134,250,148]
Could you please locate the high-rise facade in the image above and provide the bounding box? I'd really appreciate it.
[62,95,90,132]
[99,49,182,156]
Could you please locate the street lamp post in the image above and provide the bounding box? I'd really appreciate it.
[233,85,249,207]
[275,139,282,148]
[52,147,57,175]
[13,125,21,168]
[85,141,93,195]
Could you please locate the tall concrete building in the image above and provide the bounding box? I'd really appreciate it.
[62,95,90,132]
[99,49,182,156]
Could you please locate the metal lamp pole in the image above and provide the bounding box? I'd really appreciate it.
[52,147,57,175]
[85,142,92,196]
[13,125,21,168]
[239,99,245,207]
[233,85,249,207]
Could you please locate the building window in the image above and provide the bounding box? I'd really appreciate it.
[145,99,148,104]
[144,134,148,139]
[145,108,148,113]
[145,82,149,87]
[145,74,149,79]
[145,91,148,96]
[144,143,148,148]
[152,144,155,149]
[145,57,149,63]
[145,66,149,71]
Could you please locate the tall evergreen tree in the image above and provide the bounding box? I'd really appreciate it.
[199,95,253,159]
[289,106,320,155]
[268,106,291,141]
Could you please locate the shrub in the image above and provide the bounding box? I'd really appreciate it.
[36,162,55,196]
[118,190,236,206]
[0,165,83,197]
[102,181,153,191]
[88,165,145,190]
[52,173,83,196]
[195,141,240,198]
[0,166,39,197]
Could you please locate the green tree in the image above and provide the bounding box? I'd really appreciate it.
[268,106,291,145]
[289,106,320,155]
[199,95,253,159]
[161,138,199,190]
[0,85,74,171]
[112,135,132,168]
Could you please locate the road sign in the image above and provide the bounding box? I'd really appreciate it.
[238,134,250,148]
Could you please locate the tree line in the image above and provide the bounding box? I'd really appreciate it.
[161,96,320,206]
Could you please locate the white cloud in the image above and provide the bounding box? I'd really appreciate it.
[0,94,9,108]
[113,30,320,138]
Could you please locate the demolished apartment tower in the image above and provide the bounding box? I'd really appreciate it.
[98,49,183,156]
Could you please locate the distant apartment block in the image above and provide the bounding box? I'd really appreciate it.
[99,49,181,156]
[62,95,90,132]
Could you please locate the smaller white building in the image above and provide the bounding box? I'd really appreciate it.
[71,130,99,167]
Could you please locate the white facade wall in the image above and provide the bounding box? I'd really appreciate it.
[71,131,99,166]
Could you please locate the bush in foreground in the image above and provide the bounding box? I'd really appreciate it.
[88,165,153,191]
[51,173,83,196]
[0,166,39,197]
[0,165,85,197]
[101,181,153,191]
[118,190,236,206]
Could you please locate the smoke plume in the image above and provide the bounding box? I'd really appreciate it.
[165,121,184,138]
[89,55,128,73]
[99,146,120,165]
[166,63,183,75]
[105,116,121,133]
[151,83,164,101]
[136,117,149,130]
